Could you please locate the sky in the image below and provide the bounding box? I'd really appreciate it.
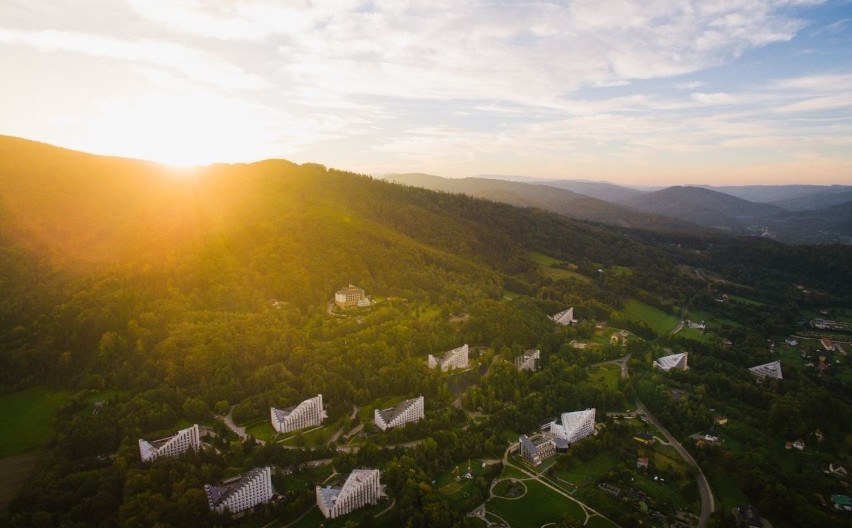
[1,1,851,186]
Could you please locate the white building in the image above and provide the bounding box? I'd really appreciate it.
[653,352,689,372]
[335,284,366,308]
[271,394,327,434]
[205,467,274,514]
[748,360,783,380]
[316,468,384,519]
[138,424,201,462]
[550,409,596,445]
[374,396,424,431]
[515,350,541,372]
[427,344,469,372]
[550,308,577,326]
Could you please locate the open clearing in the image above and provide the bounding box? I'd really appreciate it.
[619,300,679,335]
[0,387,70,457]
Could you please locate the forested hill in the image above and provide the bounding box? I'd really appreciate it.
[2,136,852,528]
[0,136,688,390]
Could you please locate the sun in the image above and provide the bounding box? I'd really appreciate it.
[71,91,280,168]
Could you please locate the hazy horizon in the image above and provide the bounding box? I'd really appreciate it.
[2,1,851,186]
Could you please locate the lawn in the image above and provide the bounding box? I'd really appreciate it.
[728,295,765,306]
[245,420,278,443]
[488,479,586,527]
[529,251,562,266]
[686,308,741,329]
[588,365,621,392]
[552,452,618,486]
[540,266,592,283]
[619,300,680,335]
[0,386,71,457]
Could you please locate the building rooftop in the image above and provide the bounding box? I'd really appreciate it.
[749,360,783,380]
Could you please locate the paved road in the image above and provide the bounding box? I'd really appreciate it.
[218,407,266,445]
[635,401,714,528]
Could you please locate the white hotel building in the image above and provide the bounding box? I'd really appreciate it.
[138,424,201,462]
[271,394,327,434]
[375,396,424,431]
[551,408,596,445]
[317,468,384,519]
[550,307,577,326]
[654,352,689,372]
[205,467,274,514]
[428,344,469,372]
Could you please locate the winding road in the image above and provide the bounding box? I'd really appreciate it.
[617,353,714,528]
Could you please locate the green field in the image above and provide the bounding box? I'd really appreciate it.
[487,479,586,526]
[245,420,278,443]
[619,300,680,335]
[728,295,765,306]
[529,251,562,266]
[687,308,741,329]
[588,365,621,391]
[553,452,618,486]
[0,387,71,457]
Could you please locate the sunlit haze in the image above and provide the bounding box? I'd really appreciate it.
[1,0,851,185]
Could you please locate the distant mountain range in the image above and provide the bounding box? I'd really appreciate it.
[381,173,852,244]
[382,174,705,234]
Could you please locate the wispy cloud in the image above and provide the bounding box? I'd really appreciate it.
[0,28,269,90]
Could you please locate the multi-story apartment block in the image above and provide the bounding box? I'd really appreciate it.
[427,344,469,371]
[519,432,558,466]
[550,308,576,326]
[550,408,596,445]
[271,394,327,434]
[138,424,201,462]
[334,284,366,308]
[749,360,783,380]
[374,396,424,431]
[316,468,383,519]
[205,467,274,514]
[515,349,541,372]
[653,352,689,371]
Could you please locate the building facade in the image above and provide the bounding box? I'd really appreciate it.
[205,467,274,514]
[335,285,366,308]
[138,424,201,462]
[653,352,689,371]
[427,344,469,371]
[271,394,327,434]
[374,396,424,431]
[551,408,596,445]
[316,469,383,519]
[515,349,541,372]
[519,432,557,466]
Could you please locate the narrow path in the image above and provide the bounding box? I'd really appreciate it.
[328,404,359,445]
[375,497,396,517]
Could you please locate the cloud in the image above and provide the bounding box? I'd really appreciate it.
[114,0,815,106]
[0,28,270,90]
